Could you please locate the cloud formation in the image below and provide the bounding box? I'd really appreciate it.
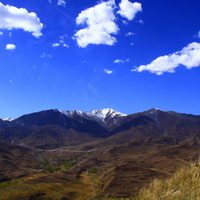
[52,35,69,48]
[74,0,142,48]
[104,68,113,74]
[6,44,16,50]
[0,2,43,37]
[57,0,66,7]
[135,42,200,75]
[113,58,129,64]
[52,43,60,47]
[125,32,135,37]
[52,42,69,48]
[117,0,142,21]
[74,0,118,48]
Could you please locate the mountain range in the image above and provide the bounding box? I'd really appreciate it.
[1,108,200,148]
[0,108,200,199]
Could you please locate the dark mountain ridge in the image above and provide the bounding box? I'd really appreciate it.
[0,108,200,149]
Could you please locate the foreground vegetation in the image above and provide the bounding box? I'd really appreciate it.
[0,160,200,200]
[134,160,200,200]
[0,171,100,200]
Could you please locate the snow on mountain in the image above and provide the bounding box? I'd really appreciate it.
[59,110,85,118]
[3,118,14,121]
[0,117,14,122]
[90,108,127,122]
[58,108,127,126]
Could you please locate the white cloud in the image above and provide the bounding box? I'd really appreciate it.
[113,58,129,64]
[104,68,113,74]
[117,0,142,21]
[59,35,69,47]
[52,43,60,47]
[134,42,200,75]
[63,43,69,48]
[52,42,69,48]
[52,35,69,48]
[41,52,52,58]
[0,2,43,37]
[74,0,118,48]
[59,35,67,43]
[0,31,3,35]
[138,19,144,24]
[57,0,66,7]
[125,32,135,37]
[114,59,124,64]
[6,43,16,50]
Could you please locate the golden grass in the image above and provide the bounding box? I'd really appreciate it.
[0,171,100,200]
[1,160,200,200]
[134,160,200,200]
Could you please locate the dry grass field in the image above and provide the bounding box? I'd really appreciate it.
[134,160,200,200]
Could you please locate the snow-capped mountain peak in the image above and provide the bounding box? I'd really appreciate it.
[2,117,14,122]
[57,108,127,126]
[58,109,85,118]
[91,108,127,121]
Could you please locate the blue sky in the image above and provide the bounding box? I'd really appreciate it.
[0,0,200,118]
